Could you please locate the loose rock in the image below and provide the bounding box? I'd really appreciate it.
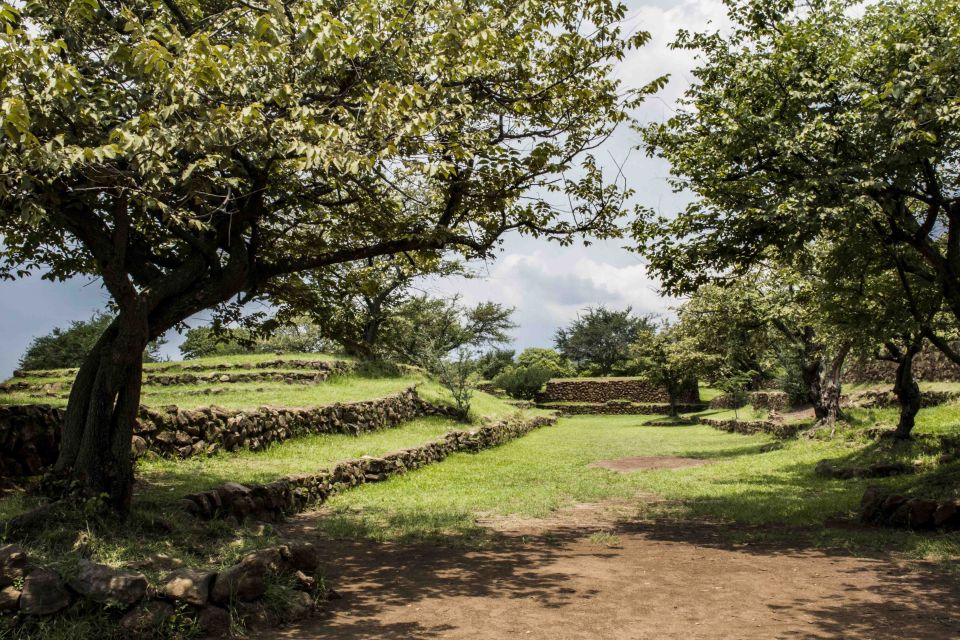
[20,569,71,616]
[163,568,215,607]
[68,559,148,607]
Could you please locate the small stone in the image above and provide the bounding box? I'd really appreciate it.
[211,555,270,604]
[934,500,960,528]
[0,545,28,588]
[281,542,320,574]
[0,586,21,612]
[130,435,148,458]
[68,559,148,607]
[287,590,315,620]
[120,600,174,636]
[198,604,232,638]
[293,570,316,593]
[163,568,215,607]
[20,569,71,616]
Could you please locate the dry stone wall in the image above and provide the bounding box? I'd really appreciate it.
[697,416,802,439]
[540,401,705,416]
[708,391,791,412]
[537,378,699,404]
[843,347,960,384]
[0,388,452,478]
[183,415,557,521]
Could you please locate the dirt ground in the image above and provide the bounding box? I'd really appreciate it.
[268,502,960,640]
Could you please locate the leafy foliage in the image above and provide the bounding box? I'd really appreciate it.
[554,306,654,375]
[475,349,516,381]
[178,318,330,359]
[19,313,162,370]
[493,364,554,401]
[637,0,960,363]
[629,322,700,415]
[515,347,575,378]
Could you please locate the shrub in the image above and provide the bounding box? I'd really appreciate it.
[493,364,554,400]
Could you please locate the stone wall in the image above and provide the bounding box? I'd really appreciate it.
[708,391,791,412]
[2,360,354,392]
[697,416,803,439]
[537,401,705,416]
[843,347,960,384]
[0,388,452,478]
[183,415,557,521]
[537,378,699,404]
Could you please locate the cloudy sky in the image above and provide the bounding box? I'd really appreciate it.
[0,0,728,378]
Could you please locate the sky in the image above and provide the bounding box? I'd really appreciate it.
[0,0,729,378]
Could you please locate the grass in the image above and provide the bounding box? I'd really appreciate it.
[137,416,467,500]
[313,411,960,560]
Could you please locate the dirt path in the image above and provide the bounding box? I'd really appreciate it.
[266,502,960,640]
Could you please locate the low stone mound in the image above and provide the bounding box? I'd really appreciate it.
[815,459,914,480]
[859,486,960,530]
[588,456,713,472]
[697,417,802,439]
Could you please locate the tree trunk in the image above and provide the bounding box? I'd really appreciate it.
[893,341,923,439]
[52,311,149,514]
[817,344,849,425]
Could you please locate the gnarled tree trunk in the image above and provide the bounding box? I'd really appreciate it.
[53,310,149,513]
[890,340,923,439]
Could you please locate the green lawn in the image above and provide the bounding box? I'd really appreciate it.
[314,412,960,560]
[137,416,464,501]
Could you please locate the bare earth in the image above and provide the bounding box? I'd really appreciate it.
[266,500,960,640]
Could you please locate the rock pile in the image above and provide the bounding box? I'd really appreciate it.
[184,415,557,521]
[0,542,324,636]
[708,391,790,412]
[860,486,960,530]
[848,389,960,409]
[537,378,699,405]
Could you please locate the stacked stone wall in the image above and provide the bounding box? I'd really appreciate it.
[843,347,960,384]
[539,402,705,416]
[537,378,699,404]
[697,416,802,439]
[183,414,557,521]
[0,388,451,478]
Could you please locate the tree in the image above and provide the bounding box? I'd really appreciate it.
[20,313,162,370]
[554,306,654,375]
[178,317,330,359]
[636,0,960,366]
[516,347,575,378]
[0,0,658,509]
[676,283,778,389]
[629,322,701,417]
[271,254,465,360]
[384,295,515,364]
[422,348,478,421]
[476,349,515,381]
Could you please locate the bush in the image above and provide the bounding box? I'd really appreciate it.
[493,364,554,400]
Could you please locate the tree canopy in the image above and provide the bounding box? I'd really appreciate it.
[554,306,654,375]
[19,312,162,370]
[0,0,660,509]
[636,0,960,362]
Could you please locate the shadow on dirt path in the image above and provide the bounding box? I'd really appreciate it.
[268,507,960,640]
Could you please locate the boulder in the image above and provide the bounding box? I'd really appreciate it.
[934,500,960,528]
[119,600,174,636]
[0,585,21,612]
[68,559,148,607]
[281,542,320,574]
[198,604,232,638]
[210,554,272,604]
[287,590,315,620]
[163,568,215,607]
[20,569,71,616]
[0,544,28,588]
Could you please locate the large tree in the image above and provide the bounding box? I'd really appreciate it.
[636,0,960,363]
[554,306,654,375]
[271,254,465,359]
[0,0,658,510]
